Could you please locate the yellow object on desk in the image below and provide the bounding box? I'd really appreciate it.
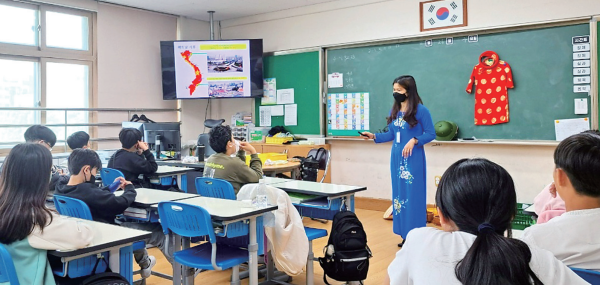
[265,136,293,144]
[245,152,288,165]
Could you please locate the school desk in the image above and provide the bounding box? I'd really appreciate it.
[47,217,151,284]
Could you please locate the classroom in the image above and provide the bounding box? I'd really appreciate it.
[1,0,599,284]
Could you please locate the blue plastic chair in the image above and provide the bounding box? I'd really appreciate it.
[195,177,236,200]
[0,244,20,285]
[53,195,94,220]
[571,267,600,283]
[52,195,108,277]
[100,168,125,187]
[157,201,249,285]
[304,227,328,284]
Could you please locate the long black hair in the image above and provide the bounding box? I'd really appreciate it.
[0,143,54,244]
[436,158,543,285]
[387,75,423,128]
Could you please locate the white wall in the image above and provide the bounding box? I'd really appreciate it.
[329,140,555,203]
[96,3,178,149]
[221,0,600,52]
[213,0,599,203]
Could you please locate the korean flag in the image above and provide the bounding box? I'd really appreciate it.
[422,0,465,30]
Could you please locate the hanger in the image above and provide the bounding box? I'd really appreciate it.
[139,114,155,123]
[130,114,140,122]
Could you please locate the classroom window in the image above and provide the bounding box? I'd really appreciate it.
[46,11,89,51]
[0,3,38,46]
[0,58,39,148]
[46,62,90,141]
[0,1,95,150]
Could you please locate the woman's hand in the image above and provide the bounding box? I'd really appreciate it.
[361,132,375,140]
[402,139,416,158]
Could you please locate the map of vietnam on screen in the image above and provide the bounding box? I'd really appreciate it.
[173,40,252,99]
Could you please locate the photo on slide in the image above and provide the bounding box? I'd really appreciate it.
[207,51,244,73]
[208,81,244,97]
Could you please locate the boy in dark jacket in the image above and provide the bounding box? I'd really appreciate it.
[108,128,158,188]
[56,149,172,278]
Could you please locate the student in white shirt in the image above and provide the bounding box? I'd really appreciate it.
[385,158,588,285]
[0,143,94,285]
[521,130,600,270]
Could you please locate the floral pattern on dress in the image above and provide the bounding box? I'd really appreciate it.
[394,117,406,129]
[398,158,414,184]
[394,198,408,214]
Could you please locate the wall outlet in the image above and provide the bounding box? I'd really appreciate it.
[434,176,441,187]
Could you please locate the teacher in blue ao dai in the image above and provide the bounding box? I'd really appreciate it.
[362,75,435,247]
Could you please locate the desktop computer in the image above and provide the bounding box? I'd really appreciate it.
[121,122,181,160]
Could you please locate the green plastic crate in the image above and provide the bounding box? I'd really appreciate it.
[511,203,536,230]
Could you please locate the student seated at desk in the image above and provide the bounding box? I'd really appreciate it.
[0,143,94,285]
[67,131,91,150]
[24,125,69,191]
[204,125,263,194]
[108,128,158,188]
[56,149,172,278]
[521,130,600,271]
[385,158,587,285]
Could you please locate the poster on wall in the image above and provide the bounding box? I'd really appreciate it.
[262,78,277,105]
[328,93,370,131]
[420,0,467,32]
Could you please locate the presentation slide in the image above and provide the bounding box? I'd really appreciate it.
[173,40,251,98]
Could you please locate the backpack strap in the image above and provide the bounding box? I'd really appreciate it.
[323,274,332,285]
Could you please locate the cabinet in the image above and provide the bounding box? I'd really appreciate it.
[251,143,331,183]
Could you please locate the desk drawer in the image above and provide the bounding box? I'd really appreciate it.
[294,196,355,220]
[123,207,160,223]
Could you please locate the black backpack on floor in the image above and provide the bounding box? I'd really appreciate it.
[319,209,372,284]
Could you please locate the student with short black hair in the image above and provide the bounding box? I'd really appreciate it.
[56,148,172,278]
[385,158,587,285]
[23,125,68,191]
[0,143,93,285]
[108,128,158,187]
[521,130,600,270]
[203,125,263,194]
[67,131,90,150]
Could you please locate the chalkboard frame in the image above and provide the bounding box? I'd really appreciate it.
[323,19,598,142]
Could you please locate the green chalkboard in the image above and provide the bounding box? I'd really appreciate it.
[255,51,321,135]
[327,23,592,140]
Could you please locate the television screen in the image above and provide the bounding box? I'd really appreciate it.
[161,39,263,100]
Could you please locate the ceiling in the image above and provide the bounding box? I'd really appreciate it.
[99,0,342,21]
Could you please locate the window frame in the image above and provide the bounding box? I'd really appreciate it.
[0,0,97,154]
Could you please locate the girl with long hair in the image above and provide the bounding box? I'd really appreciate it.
[0,143,94,285]
[385,158,587,285]
[362,75,435,246]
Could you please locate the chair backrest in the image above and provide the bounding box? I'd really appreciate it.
[307,148,331,183]
[571,267,600,283]
[195,177,236,200]
[100,168,125,187]
[0,244,19,285]
[157,202,216,243]
[53,195,93,220]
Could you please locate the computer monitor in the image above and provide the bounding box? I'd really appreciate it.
[121,122,181,159]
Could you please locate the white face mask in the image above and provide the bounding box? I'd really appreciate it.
[234,140,241,153]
